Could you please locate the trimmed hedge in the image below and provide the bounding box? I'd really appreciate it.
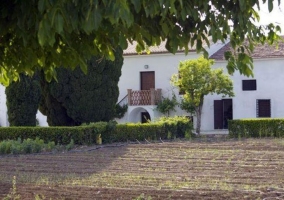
[103,123,164,143]
[228,118,284,138]
[0,117,194,145]
[0,126,98,145]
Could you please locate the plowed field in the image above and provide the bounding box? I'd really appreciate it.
[1,137,284,199]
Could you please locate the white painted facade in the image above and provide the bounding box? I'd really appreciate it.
[117,52,198,124]
[117,43,284,131]
[199,57,284,130]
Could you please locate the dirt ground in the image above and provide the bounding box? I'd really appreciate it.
[1,137,284,199]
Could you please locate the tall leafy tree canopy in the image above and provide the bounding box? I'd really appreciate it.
[5,73,41,126]
[39,47,123,126]
[171,57,234,134]
[0,0,282,85]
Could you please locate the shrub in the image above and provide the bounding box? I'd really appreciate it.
[114,104,128,119]
[156,94,178,116]
[0,137,78,155]
[6,73,41,127]
[0,140,12,154]
[228,118,284,138]
[154,116,194,138]
[0,118,193,146]
[45,141,56,151]
[103,123,164,143]
[66,139,75,151]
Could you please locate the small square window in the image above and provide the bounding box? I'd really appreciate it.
[256,99,271,118]
[242,80,257,91]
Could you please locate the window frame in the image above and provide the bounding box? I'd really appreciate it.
[242,79,257,91]
[256,99,271,118]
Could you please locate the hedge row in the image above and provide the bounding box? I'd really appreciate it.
[0,126,97,145]
[0,117,193,145]
[228,118,284,138]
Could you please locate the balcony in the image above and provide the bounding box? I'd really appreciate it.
[127,88,162,106]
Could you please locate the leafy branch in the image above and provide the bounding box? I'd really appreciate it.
[156,94,178,117]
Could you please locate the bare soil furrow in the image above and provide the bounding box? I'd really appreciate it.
[1,138,284,199]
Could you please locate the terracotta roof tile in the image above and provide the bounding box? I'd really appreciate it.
[210,39,284,60]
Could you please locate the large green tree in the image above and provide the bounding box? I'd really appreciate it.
[5,73,41,126]
[39,48,123,126]
[171,57,234,135]
[0,0,282,85]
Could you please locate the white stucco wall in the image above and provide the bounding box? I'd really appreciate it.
[117,52,201,124]
[36,111,48,126]
[117,42,230,130]
[200,57,284,130]
[118,52,200,102]
[118,41,228,103]
[232,58,284,119]
[117,48,284,131]
[0,85,8,127]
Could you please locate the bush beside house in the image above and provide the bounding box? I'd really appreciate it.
[0,117,194,145]
[229,119,284,138]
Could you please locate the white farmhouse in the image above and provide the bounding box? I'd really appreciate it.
[116,41,224,125]
[0,40,283,131]
[205,41,284,130]
[117,40,284,132]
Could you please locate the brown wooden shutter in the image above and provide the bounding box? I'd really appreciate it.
[257,99,271,117]
[214,100,223,129]
[140,72,155,90]
[242,80,257,91]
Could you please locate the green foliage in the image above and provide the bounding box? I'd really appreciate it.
[66,139,74,151]
[5,73,41,126]
[156,94,178,116]
[0,140,12,154]
[0,118,193,145]
[154,116,194,138]
[0,1,282,84]
[171,56,234,134]
[180,99,195,115]
[103,117,194,143]
[172,57,234,108]
[229,119,284,138]
[0,122,117,145]
[105,123,165,143]
[39,48,123,126]
[0,137,56,155]
[114,104,128,119]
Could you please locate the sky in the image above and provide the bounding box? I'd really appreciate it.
[257,1,284,32]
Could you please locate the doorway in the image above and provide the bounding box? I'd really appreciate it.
[214,99,233,129]
[140,71,155,90]
[141,112,151,123]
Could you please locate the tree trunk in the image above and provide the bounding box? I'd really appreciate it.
[195,97,204,135]
[195,106,202,135]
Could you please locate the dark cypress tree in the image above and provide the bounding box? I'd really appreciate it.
[5,73,41,126]
[39,47,123,126]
